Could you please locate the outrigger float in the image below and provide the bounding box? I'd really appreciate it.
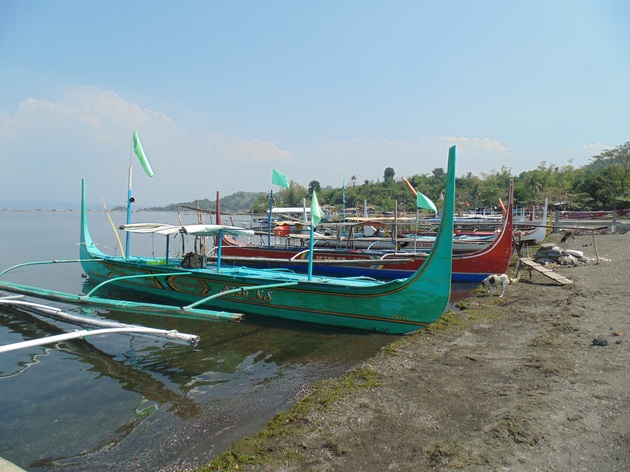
[0,256,241,354]
[0,145,458,335]
[0,294,201,353]
[0,259,245,323]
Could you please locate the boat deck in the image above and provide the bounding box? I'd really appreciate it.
[125,256,391,287]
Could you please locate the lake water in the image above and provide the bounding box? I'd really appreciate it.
[0,210,473,471]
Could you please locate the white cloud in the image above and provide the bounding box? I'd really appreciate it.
[194,132,293,163]
[0,87,294,207]
[523,142,612,172]
[446,136,509,153]
[0,86,609,209]
[300,136,511,187]
[574,142,610,156]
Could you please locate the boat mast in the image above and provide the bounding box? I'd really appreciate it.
[125,154,134,259]
[268,190,273,247]
[125,130,154,259]
[342,178,346,220]
[342,178,346,237]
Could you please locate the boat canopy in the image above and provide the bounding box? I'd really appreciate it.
[344,217,416,224]
[120,223,181,235]
[120,223,255,237]
[182,224,255,237]
[267,207,310,214]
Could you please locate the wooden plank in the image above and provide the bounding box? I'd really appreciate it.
[517,258,573,285]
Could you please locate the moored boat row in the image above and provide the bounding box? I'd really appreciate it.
[217,180,515,283]
[0,146,462,334]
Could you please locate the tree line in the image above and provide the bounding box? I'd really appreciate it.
[141,142,630,215]
[249,141,630,215]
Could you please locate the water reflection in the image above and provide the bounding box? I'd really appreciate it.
[0,301,395,471]
[0,210,479,470]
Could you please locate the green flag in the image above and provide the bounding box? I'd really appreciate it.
[132,131,154,177]
[417,191,437,213]
[311,190,322,227]
[271,169,289,188]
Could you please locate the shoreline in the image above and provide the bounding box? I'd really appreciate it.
[200,231,630,471]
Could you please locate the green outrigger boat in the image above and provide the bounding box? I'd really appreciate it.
[1,146,457,334]
[78,146,457,334]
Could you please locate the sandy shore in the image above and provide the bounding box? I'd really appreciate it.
[205,231,630,471]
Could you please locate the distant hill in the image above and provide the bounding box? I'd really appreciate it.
[111,191,267,214]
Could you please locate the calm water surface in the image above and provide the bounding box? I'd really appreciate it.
[0,210,473,471]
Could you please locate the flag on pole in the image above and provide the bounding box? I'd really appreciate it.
[498,198,506,215]
[311,190,322,227]
[403,178,418,196]
[403,177,436,212]
[271,169,290,188]
[416,191,437,213]
[132,131,154,177]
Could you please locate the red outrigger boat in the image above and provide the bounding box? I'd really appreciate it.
[215,181,515,283]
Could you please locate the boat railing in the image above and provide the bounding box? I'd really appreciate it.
[380,252,411,261]
[0,259,103,278]
[289,249,310,261]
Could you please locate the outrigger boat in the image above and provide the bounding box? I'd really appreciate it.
[0,147,457,334]
[264,219,497,253]
[217,180,514,283]
[68,146,459,334]
[514,198,549,245]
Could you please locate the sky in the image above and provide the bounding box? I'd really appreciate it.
[1,1,628,209]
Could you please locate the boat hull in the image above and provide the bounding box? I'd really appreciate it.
[219,181,514,284]
[79,146,460,334]
[218,244,508,283]
[79,256,448,334]
[514,198,549,244]
[313,235,493,252]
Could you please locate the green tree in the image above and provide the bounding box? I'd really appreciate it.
[474,166,512,209]
[308,180,321,196]
[383,167,395,184]
[250,193,272,213]
[525,173,542,201]
[589,142,630,209]
[239,142,630,214]
[457,173,482,210]
[281,181,308,207]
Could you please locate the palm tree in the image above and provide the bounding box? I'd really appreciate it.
[525,174,542,202]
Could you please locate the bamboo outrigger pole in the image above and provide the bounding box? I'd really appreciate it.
[0,297,201,353]
[0,327,193,354]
